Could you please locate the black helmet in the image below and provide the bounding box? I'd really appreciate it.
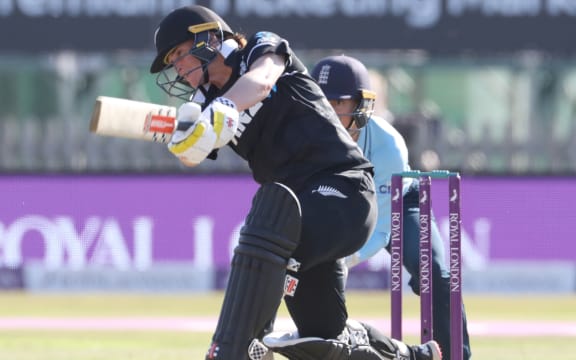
[150,5,233,73]
[311,55,376,128]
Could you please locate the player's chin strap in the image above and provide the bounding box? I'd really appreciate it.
[258,320,413,360]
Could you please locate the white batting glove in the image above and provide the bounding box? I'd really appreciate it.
[168,102,216,165]
[168,97,239,165]
[201,97,239,148]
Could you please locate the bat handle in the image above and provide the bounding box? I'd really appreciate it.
[176,121,194,131]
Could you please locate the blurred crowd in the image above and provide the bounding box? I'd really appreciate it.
[1,51,576,175]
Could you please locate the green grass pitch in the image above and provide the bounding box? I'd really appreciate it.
[0,291,574,360]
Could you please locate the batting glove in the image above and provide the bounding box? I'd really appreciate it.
[202,97,239,148]
[168,97,239,165]
[168,102,216,165]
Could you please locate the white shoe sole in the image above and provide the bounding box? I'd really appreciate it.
[425,340,443,360]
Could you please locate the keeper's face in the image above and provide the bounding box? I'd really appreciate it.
[329,99,358,130]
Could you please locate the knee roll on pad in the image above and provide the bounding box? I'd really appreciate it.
[239,182,302,259]
[207,183,302,360]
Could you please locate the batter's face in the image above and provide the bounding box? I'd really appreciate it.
[166,40,205,89]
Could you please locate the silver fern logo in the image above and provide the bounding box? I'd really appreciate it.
[312,185,348,198]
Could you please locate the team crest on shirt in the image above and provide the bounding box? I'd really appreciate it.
[311,185,347,198]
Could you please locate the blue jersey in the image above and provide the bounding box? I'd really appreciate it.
[346,114,414,267]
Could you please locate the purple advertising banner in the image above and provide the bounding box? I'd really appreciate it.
[0,175,575,272]
[0,175,259,271]
[428,177,576,263]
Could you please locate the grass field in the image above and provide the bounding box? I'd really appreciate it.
[0,291,574,359]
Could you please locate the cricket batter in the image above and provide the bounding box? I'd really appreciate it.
[149,5,442,360]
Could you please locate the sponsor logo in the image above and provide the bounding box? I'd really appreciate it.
[144,113,175,134]
[380,184,392,195]
[391,187,401,202]
[419,189,428,204]
[450,189,458,202]
[287,258,301,272]
[232,102,262,145]
[284,274,299,296]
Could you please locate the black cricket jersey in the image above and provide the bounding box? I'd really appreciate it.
[202,31,373,191]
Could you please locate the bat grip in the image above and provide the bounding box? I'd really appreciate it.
[176,121,194,131]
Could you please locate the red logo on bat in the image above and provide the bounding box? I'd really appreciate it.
[144,113,176,134]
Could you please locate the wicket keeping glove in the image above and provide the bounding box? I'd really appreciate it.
[168,97,239,165]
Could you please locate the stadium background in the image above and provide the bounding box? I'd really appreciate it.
[0,2,575,358]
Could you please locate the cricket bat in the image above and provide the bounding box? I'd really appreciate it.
[89,96,197,144]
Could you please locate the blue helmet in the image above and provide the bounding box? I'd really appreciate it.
[311,55,376,128]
